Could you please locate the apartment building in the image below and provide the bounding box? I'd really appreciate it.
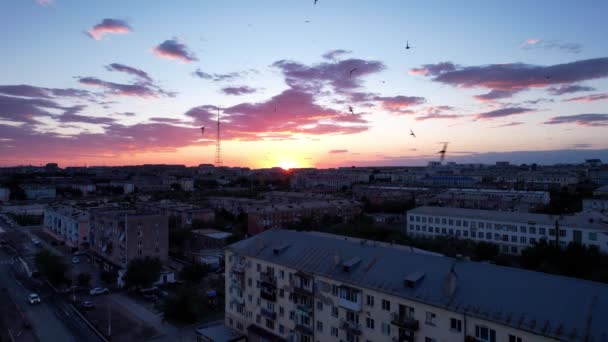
[246,200,362,235]
[43,206,90,248]
[417,189,550,213]
[407,206,608,254]
[22,184,56,200]
[141,201,215,228]
[88,209,168,271]
[0,187,9,202]
[225,229,608,342]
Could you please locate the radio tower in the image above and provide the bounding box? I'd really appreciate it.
[214,108,222,166]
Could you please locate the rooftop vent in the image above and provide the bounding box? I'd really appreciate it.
[272,243,291,255]
[404,271,426,288]
[341,257,362,272]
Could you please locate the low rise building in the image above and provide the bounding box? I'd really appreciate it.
[142,201,215,228]
[89,209,169,272]
[225,229,608,342]
[246,200,361,235]
[0,187,9,202]
[418,188,550,212]
[22,184,56,200]
[407,206,608,254]
[43,206,90,248]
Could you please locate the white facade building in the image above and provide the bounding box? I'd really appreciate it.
[43,206,90,248]
[407,206,608,254]
[224,229,608,342]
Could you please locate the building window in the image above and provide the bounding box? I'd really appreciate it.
[257,263,261,271]
[280,270,285,279]
[559,230,566,237]
[520,236,527,244]
[539,228,546,235]
[450,318,462,332]
[332,284,339,296]
[366,294,374,306]
[425,312,436,326]
[511,235,517,242]
[529,227,536,234]
[331,306,338,318]
[317,321,323,332]
[279,324,285,334]
[317,301,323,311]
[381,322,391,335]
[279,289,284,298]
[511,246,518,253]
[331,327,339,337]
[479,222,485,228]
[475,325,496,342]
[248,295,252,302]
[366,317,375,329]
[381,299,390,311]
[279,306,284,316]
[549,229,556,236]
[508,335,523,342]
[589,232,598,241]
[265,318,274,330]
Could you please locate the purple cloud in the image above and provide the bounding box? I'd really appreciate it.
[416,106,462,121]
[192,69,245,82]
[0,85,91,99]
[221,86,257,96]
[58,105,116,124]
[491,122,524,128]
[544,114,608,127]
[85,19,131,40]
[521,39,582,54]
[411,58,608,100]
[105,63,152,82]
[77,77,173,98]
[36,0,53,7]
[547,84,595,96]
[273,57,385,92]
[0,94,61,123]
[374,95,425,113]
[322,49,352,60]
[474,90,519,102]
[563,93,608,103]
[153,39,197,63]
[476,107,534,120]
[329,149,348,154]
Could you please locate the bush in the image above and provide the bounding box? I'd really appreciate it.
[123,257,162,289]
[34,250,67,285]
[179,264,208,284]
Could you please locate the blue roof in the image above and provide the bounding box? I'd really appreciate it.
[228,229,608,341]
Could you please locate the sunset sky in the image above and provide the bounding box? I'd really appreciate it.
[1,0,608,168]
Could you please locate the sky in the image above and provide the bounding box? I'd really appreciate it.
[1,0,608,169]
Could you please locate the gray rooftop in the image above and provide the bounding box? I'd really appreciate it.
[228,229,608,341]
[409,206,608,231]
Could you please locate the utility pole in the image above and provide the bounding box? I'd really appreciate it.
[107,302,112,336]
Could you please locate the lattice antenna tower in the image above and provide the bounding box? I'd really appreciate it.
[214,108,222,166]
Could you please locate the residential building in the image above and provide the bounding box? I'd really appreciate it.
[142,201,215,228]
[71,183,96,195]
[225,229,608,342]
[407,206,608,254]
[417,188,550,212]
[43,206,90,248]
[89,209,168,271]
[22,184,56,200]
[246,200,362,235]
[207,197,268,216]
[0,187,9,202]
[582,199,608,212]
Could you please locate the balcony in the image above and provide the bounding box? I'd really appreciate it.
[340,319,362,335]
[296,303,313,316]
[338,298,361,312]
[260,308,277,320]
[260,272,277,287]
[390,313,419,331]
[231,263,245,274]
[294,323,314,336]
[260,287,277,302]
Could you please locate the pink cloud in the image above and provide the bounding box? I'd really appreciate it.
[152,39,197,63]
[329,149,348,154]
[374,95,425,113]
[544,114,608,127]
[85,19,131,40]
[563,93,608,102]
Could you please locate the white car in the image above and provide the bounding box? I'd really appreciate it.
[89,287,109,296]
[28,293,41,304]
[71,257,80,264]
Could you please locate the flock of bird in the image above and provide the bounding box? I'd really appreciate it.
[200,0,450,164]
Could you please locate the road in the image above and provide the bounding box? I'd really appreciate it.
[0,245,102,342]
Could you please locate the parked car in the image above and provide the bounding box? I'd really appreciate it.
[80,301,94,310]
[142,294,158,302]
[31,239,41,247]
[89,287,109,296]
[71,257,80,264]
[28,293,41,304]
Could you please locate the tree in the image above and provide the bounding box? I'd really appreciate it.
[34,250,67,285]
[100,270,118,285]
[123,257,162,289]
[161,285,204,323]
[77,273,91,287]
[179,263,208,284]
[472,242,500,261]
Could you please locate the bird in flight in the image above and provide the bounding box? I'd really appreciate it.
[438,142,449,162]
[410,129,416,138]
[380,80,386,84]
[200,126,205,135]
[348,106,355,115]
[304,20,310,23]
[405,41,412,50]
[349,68,358,77]
[314,0,319,5]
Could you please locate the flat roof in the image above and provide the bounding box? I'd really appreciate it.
[195,324,244,342]
[408,206,608,231]
[228,229,608,341]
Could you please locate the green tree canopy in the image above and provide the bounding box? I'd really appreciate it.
[123,257,162,289]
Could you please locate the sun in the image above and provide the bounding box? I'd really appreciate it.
[278,160,297,170]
